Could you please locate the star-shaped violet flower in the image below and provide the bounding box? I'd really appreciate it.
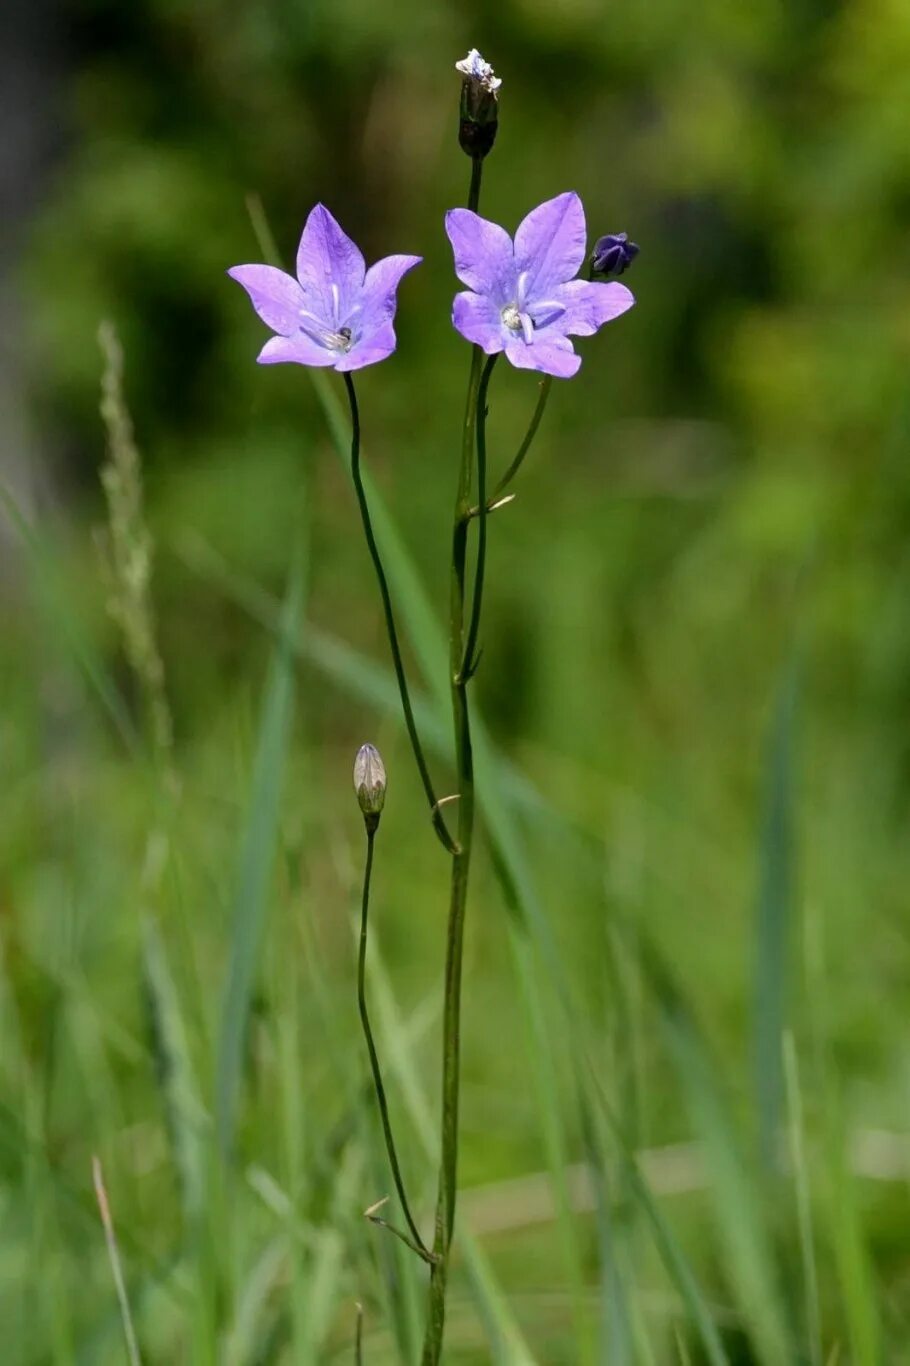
[228,204,421,371]
[445,191,634,378]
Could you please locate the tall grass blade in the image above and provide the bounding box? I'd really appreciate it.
[804,871,881,1363]
[215,542,304,1154]
[509,919,594,1363]
[645,947,792,1364]
[142,915,207,1220]
[754,653,799,1170]
[782,1029,822,1366]
[577,1081,631,1366]
[0,482,139,754]
[92,1156,143,1366]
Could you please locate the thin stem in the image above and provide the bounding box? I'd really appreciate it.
[420,155,487,1366]
[343,374,457,856]
[460,354,498,679]
[491,373,552,501]
[463,373,553,522]
[365,1203,437,1263]
[467,156,483,213]
[357,825,435,1265]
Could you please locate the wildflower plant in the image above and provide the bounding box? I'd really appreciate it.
[229,46,636,1363]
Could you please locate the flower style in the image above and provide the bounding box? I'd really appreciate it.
[228,204,421,371]
[445,191,634,378]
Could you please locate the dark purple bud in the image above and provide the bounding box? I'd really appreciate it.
[591,233,639,277]
[456,49,500,160]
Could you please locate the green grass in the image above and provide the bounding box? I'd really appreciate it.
[1,336,901,1364]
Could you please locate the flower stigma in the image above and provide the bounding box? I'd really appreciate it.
[501,304,523,333]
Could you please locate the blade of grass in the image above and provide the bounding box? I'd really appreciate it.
[0,482,139,754]
[92,1156,143,1366]
[804,874,881,1363]
[782,1029,822,1366]
[644,945,792,1365]
[574,1047,728,1366]
[216,540,305,1154]
[754,653,799,1171]
[577,1080,631,1366]
[142,915,207,1221]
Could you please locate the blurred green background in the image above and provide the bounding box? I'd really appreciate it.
[3,0,910,1361]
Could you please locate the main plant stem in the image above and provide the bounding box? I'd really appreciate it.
[421,155,485,1366]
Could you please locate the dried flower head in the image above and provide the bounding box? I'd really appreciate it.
[456,48,501,160]
[353,744,387,828]
[455,49,502,93]
[228,204,421,371]
[446,192,634,378]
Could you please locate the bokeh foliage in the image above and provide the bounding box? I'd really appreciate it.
[4,0,910,1360]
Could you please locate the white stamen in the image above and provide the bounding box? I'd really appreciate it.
[331,282,341,324]
[297,307,354,353]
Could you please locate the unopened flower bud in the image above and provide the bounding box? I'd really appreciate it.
[353,744,387,829]
[590,232,639,278]
[456,48,501,160]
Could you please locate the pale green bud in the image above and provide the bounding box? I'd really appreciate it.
[353,744,387,829]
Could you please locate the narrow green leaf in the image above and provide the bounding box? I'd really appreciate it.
[142,915,208,1220]
[782,1030,822,1366]
[754,653,799,1169]
[215,543,304,1153]
[645,948,792,1365]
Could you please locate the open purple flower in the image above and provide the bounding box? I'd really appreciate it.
[228,204,421,372]
[445,191,634,378]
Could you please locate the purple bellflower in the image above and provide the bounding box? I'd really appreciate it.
[228,204,421,371]
[445,191,634,379]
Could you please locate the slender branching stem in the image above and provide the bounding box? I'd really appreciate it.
[343,374,457,855]
[463,374,553,522]
[491,373,552,502]
[421,155,487,1366]
[460,354,498,680]
[357,824,435,1265]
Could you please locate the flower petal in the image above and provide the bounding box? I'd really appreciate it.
[336,322,398,372]
[514,191,587,298]
[257,334,336,367]
[452,291,505,353]
[227,265,305,336]
[295,203,366,327]
[445,209,515,301]
[504,332,581,379]
[357,254,422,333]
[552,279,635,335]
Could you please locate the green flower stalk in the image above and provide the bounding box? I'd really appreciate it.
[353,745,435,1266]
